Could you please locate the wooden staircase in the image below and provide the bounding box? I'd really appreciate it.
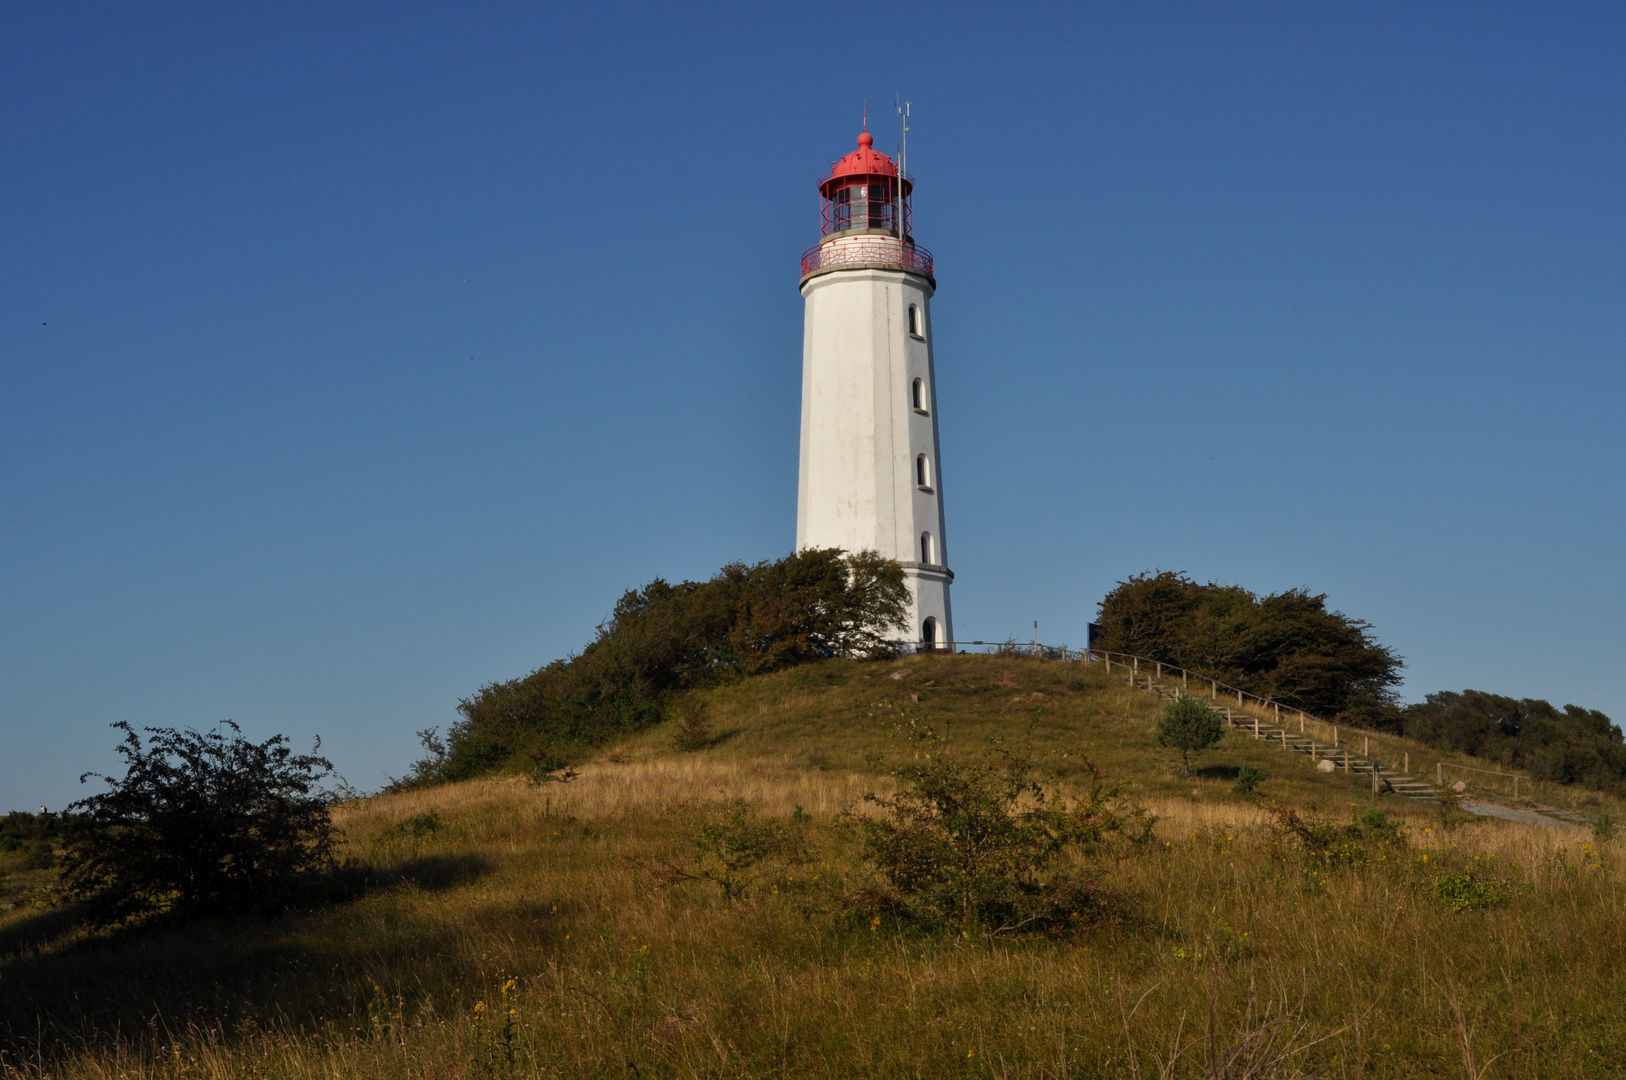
[1127,673,1445,802]
[931,642,1588,826]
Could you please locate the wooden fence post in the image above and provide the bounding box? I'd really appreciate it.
[1437,762,1443,786]
[1237,689,1243,706]
[1343,751,1349,772]
[1373,762,1380,795]
[1403,751,1409,774]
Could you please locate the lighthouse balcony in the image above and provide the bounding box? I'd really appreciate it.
[800,237,934,284]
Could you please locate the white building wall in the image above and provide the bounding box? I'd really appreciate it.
[797,264,953,646]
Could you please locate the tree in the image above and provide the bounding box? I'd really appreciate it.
[61,722,337,925]
[729,548,910,671]
[1157,695,1225,776]
[1403,690,1626,796]
[1095,571,1404,729]
[435,550,911,784]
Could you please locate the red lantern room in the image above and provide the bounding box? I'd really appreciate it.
[820,130,909,237]
[801,129,934,284]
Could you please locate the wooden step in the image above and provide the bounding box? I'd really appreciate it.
[1118,659,1590,820]
[1135,675,1456,800]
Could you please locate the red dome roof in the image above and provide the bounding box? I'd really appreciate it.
[829,129,897,180]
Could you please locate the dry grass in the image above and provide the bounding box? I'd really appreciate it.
[3,655,1624,1078]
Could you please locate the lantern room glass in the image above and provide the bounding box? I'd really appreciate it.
[823,179,908,238]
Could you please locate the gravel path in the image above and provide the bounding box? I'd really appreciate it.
[1465,801,1576,828]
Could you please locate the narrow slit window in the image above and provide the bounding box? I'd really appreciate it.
[920,532,934,564]
[916,454,931,489]
[908,304,923,338]
[912,378,926,411]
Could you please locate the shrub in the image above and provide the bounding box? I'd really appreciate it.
[0,811,74,870]
[671,701,716,752]
[386,810,443,841]
[652,801,807,901]
[1594,813,1617,843]
[1270,805,1405,872]
[424,550,910,785]
[1233,764,1267,795]
[1435,871,1502,911]
[61,721,338,925]
[1157,695,1225,776]
[1433,786,1476,832]
[383,728,455,793]
[851,725,1150,937]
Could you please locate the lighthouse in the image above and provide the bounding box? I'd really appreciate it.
[796,125,953,650]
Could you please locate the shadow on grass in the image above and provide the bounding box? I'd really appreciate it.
[1194,765,1242,781]
[339,852,493,895]
[0,853,496,1060]
[0,901,89,963]
[675,727,746,753]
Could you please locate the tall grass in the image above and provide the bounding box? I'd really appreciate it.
[3,656,1623,1078]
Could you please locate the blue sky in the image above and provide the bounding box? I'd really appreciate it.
[3,3,1623,809]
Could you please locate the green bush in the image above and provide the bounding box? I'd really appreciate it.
[1434,871,1502,911]
[386,810,443,841]
[1403,690,1625,798]
[1595,813,1617,843]
[1270,805,1405,872]
[670,701,717,753]
[61,722,338,925]
[1094,571,1404,729]
[1433,786,1476,832]
[851,725,1150,937]
[1157,695,1225,776]
[417,550,910,786]
[0,811,74,870]
[1233,764,1267,795]
[652,801,807,901]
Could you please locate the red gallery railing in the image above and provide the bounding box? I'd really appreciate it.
[800,238,934,281]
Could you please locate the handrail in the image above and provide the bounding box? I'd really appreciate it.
[898,639,1560,806]
[1083,648,1535,787]
[800,238,933,281]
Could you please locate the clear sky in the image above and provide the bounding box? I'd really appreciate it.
[4,3,1623,810]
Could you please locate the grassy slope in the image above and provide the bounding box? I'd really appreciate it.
[2,654,1624,1078]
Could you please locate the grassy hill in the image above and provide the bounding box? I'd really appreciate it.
[4,653,1624,1078]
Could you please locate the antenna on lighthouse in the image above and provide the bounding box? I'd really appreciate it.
[896,96,911,249]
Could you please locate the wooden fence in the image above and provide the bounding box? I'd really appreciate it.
[905,639,1564,808]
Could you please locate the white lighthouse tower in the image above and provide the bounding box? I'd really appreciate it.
[796,125,953,649]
